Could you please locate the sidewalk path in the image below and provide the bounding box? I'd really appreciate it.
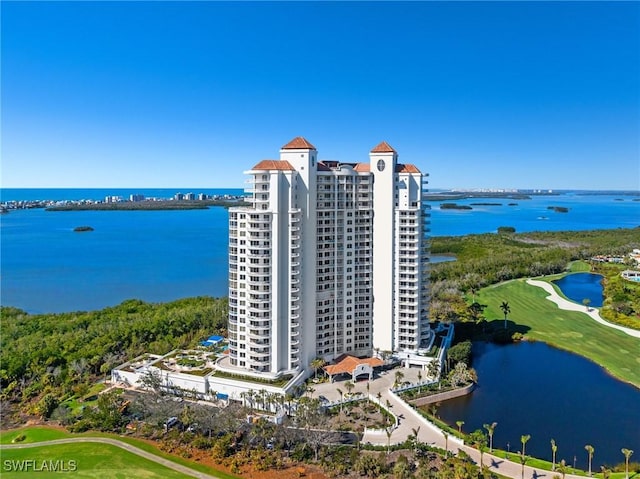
[1,437,221,479]
[527,279,640,338]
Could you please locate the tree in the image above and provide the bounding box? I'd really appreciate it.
[410,426,421,453]
[621,448,633,479]
[556,459,569,479]
[551,439,558,471]
[456,420,465,434]
[585,444,594,477]
[500,301,511,329]
[469,430,488,468]
[139,369,164,395]
[394,369,405,388]
[467,301,487,324]
[427,359,441,381]
[345,381,355,396]
[385,427,393,455]
[36,393,59,419]
[447,341,472,368]
[582,298,591,311]
[310,358,325,380]
[484,422,497,452]
[519,453,529,479]
[442,430,449,455]
[336,387,343,415]
[520,434,531,457]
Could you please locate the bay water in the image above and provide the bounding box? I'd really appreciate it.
[1,189,638,313]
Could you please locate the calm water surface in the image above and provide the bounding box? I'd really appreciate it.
[553,273,604,307]
[1,190,639,313]
[436,342,640,467]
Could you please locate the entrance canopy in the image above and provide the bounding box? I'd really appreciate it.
[323,355,384,383]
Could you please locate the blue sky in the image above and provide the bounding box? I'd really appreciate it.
[2,1,639,190]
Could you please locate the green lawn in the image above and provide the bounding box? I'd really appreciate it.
[477,279,640,388]
[0,442,193,478]
[0,427,71,445]
[0,427,238,479]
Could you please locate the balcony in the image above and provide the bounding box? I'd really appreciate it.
[248,330,269,340]
[248,357,270,366]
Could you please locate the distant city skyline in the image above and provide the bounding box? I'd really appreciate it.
[2,1,639,190]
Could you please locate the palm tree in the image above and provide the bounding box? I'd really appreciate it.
[386,427,393,455]
[284,392,295,415]
[519,453,529,479]
[345,380,355,397]
[394,369,405,387]
[484,422,497,452]
[336,387,343,415]
[443,430,449,455]
[557,459,569,479]
[310,358,325,380]
[520,434,531,457]
[621,448,633,479]
[427,359,440,381]
[456,420,465,434]
[585,445,594,477]
[582,298,591,311]
[410,426,421,453]
[427,359,440,382]
[551,439,558,471]
[500,301,511,329]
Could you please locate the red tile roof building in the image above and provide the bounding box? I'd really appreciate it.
[225,138,431,380]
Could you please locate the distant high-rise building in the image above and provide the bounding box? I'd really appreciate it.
[226,138,431,379]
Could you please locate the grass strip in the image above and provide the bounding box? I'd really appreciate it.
[1,426,239,479]
[1,442,192,479]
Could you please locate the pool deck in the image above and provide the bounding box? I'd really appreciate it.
[527,279,640,338]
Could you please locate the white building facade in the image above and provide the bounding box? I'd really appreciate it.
[226,138,431,380]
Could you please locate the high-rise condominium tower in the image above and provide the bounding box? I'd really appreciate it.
[227,138,430,379]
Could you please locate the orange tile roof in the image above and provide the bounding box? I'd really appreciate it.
[370,141,396,153]
[251,160,295,171]
[353,163,370,172]
[396,163,421,173]
[323,355,384,376]
[282,137,316,150]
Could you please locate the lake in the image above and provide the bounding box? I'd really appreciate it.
[436,341,640,468]
[553,273,604,308]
